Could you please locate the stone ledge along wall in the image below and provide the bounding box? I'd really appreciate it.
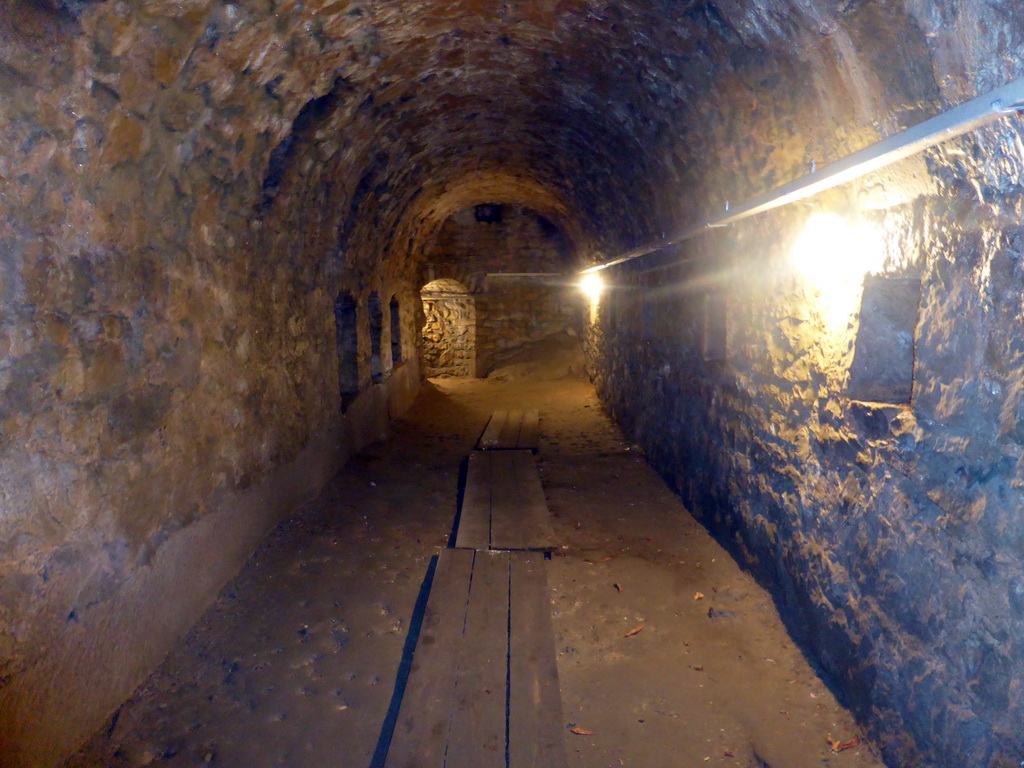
[585,3,1024,767]
[423,205,582,376]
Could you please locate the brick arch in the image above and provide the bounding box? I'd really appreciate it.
[421,266,486,294]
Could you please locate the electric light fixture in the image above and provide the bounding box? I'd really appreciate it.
[580,273,604,301]
[791,213,885,327]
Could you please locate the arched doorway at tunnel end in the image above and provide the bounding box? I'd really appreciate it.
[420,278,480,378]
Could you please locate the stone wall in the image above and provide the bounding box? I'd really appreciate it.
[421,280,476,377]
[0,5,426,766]
[423,205,582,375]
[476,280,581,373]
[585,4,1024,766]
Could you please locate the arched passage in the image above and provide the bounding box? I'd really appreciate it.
[420,278,477,378]
[419,204,582,377]
[4,3,1024,766]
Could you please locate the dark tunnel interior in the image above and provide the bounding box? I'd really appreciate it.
[1,1,1024,766]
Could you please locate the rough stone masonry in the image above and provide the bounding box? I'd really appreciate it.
[1,1,1023,766]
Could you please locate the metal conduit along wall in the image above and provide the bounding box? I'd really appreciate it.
[582,76,1024,275]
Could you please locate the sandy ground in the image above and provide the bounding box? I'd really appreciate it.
[67,375,886,768]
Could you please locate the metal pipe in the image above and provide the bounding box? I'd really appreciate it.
[485,272,564,277]
[581,76,1024,275]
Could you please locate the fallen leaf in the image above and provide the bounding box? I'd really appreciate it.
[624,624,645,637]
[613,583,623,593]
[826,735,860,753]
[694,592,705,600]
[569,726,594,735]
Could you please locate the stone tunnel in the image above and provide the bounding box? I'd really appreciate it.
[1,1,1023,766]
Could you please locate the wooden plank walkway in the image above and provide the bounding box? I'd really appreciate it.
[455,450,556,551]
[508,553,568,768]
[478,409,540,451]
[384,549,475,768]
[385,549,568,768]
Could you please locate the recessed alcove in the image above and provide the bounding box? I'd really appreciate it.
[334,292,359,409]
[390,295,403,366]
[369,291,384,382]
[847,276,921,405]
[420,278,478,378]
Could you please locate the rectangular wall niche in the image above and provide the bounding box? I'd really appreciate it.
[703,293,728,362]
[390,296,403,365]
[369,292,384,382]
[846,275,921,404]
[474,203,503,223]
[334,292,359,410]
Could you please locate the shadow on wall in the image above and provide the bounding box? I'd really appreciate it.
[485,331,586,382]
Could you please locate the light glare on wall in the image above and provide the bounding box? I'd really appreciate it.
[580,273,604,301]
[791,213,885,327]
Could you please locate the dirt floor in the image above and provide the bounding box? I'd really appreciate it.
[67,375,886,768]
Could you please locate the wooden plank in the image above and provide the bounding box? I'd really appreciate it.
[497,409,525,449]
[509,553,568,768]
[516,409,540,451]
[490,451,555,550]
[385,549,475,768]
[445,551,511,768]
[512,451,555,550]
[456,452,492,550]
[488,450,526,549]
[478,410,509,450]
